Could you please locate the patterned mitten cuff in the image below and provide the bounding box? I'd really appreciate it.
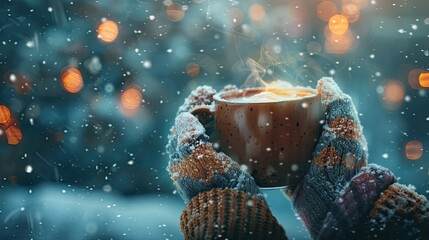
[181,188,287,240]
[364,183,429,239]
[168,90,288,239]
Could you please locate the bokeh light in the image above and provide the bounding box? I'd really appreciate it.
[341,3,360,23]
[186,63,200,77]
[0,105,11,124]
[405,140,423,160]
[325,26,353,54]
[121,87,142,110]
[287,0,308,22]
[0,1,428,238]
[61,67,84,94]
[249,3,266,22]
[383,80,405,106]
[317,1,338,22]
[5,126,22,145]
[418,72,429,88]
[97,20,119,43]
[344,0,369,9]
[328,14,349,35]
[408,68,425,89]
[1,117,18,131]
[166,4,185,22]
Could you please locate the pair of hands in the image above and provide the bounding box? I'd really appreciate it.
[166,78,373,238]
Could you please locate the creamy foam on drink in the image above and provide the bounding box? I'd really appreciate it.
[231,91,298,103]
[222,81,315,103]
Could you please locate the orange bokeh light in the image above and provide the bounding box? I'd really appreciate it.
[383,80,404,105]
[325,26,353,54]
[342,3,360,23]
[408,68,425,89]
[121,88,142,110]
[187,63,200,77]
[317,1,338,22]
[419,72,429,87]
[287,0,308,22]
[5,126,22,145]
[405,140,423,160]
[166,4,185,22]
[329,14,349,35]
[61,67,83,94]
[97,20,119,43]
[343,0,368,9]
[0,105,11,124]
[249,3,266,22]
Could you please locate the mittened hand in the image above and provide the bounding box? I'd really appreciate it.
[311,77,368,184]
[286,77,368,190]
[286,77,370,237]
[166,87,262,204]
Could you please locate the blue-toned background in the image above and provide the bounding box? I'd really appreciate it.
[0,0,428,239]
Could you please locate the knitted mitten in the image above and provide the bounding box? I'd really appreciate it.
[288,78,429,239]
[284,77,371,237]
[166,87,287,239]
[362,182,429,239]
[167,79,429,240]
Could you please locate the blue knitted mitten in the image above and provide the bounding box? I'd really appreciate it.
[166,86,287,239]
[286,77,397,239]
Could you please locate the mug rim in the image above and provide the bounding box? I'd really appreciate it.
[213,87,318,104]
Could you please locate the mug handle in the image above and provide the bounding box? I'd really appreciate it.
[190,106,215,126]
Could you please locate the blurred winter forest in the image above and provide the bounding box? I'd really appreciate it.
[0,0,428,239]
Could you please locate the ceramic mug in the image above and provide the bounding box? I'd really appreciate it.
[191,87,324,188]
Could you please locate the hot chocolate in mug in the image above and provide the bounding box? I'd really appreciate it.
[191,87,324,188]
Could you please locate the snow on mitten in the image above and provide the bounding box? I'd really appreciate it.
[286,78,397,238]
[166,112,261,203]
[166,86,287,239]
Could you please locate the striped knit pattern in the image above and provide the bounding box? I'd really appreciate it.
[181,188,287,240]
[168,143,262,203]
[169,144,235,184]
[168,86,286,238]
[363,183,429,239]
[318,164,397,239]
[169,79,429,240]
[288,78,368,238]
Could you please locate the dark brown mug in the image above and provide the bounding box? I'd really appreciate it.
[191,87,324,188]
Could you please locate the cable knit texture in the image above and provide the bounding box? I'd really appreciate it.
[168,78,429,240]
